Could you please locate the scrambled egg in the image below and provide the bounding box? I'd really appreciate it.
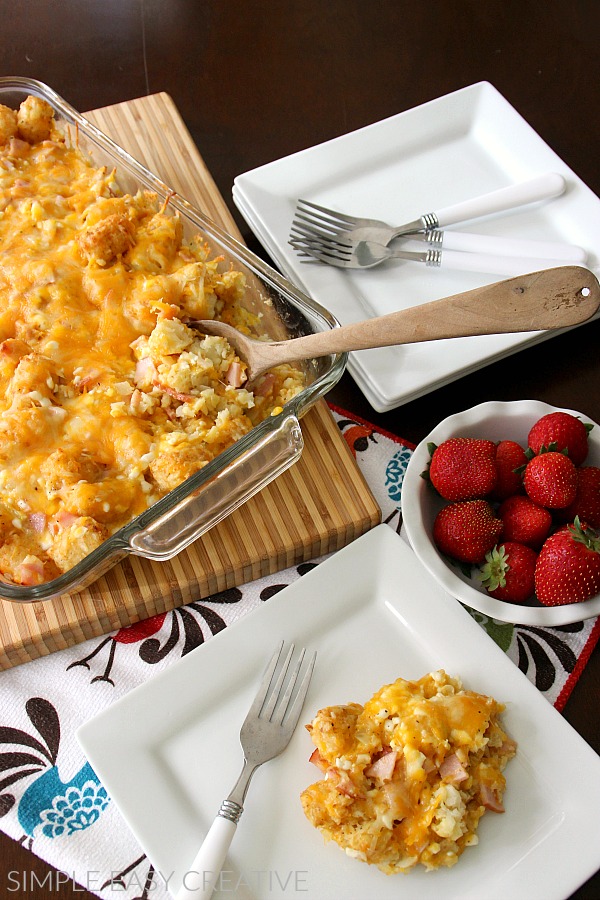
[0,96,305,586]
[301,670,516,874]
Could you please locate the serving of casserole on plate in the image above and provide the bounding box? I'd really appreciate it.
[301,669,516,875]
[0,78,345,603]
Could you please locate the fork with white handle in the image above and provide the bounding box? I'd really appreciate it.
[174,642,316,900]
[291,203,587,263]
[291,232,583,276]
[290,172,588,263]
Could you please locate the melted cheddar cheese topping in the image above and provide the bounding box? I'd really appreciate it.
[0,97,305,586]
[301,670,516,874]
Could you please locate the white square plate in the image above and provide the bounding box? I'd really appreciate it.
[78,525,600,899]
[233,82,600,412]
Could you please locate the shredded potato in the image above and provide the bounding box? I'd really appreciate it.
[0,97,305,586]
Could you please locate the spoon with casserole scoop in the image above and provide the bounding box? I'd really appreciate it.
[192,266,600,383]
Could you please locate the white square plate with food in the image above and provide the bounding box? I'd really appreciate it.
[233,81,600,412]
[77,525,600,899]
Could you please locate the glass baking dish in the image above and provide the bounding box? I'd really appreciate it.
[0,76,345,603]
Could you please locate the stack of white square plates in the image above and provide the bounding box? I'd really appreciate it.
[233,82,600,412]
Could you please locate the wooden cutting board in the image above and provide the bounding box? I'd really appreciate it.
[0,93,380,670]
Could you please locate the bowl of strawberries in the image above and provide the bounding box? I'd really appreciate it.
[402,400,600,625]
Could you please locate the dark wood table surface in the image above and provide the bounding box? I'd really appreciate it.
[1,1,599,897]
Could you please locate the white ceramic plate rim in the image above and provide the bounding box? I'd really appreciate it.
[77,525,600,900]
[233,81,600,413]
[402,400,600,626]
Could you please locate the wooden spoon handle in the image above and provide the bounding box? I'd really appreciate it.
[275,266,599,361]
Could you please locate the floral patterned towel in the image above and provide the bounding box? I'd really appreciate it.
[0,404,598,899]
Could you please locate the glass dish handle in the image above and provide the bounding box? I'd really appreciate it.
[128,414,304,561]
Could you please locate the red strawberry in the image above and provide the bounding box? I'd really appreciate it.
[497,495,552,549]
[556,466,600,529]
[433,499,503,564]
[480,541,538,603]
[523,451,577,509]
[428,438,497,502]
[492,439,527,500]
[535,518,600,606]
[527,411,591,466]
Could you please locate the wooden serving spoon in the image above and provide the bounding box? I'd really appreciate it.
[192,266,600,382]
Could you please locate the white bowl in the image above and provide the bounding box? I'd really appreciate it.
[402,400,600,625]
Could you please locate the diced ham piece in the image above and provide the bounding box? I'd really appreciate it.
[309,748,329,773]
[225,360,246,388]
[154,381,195,403]
[479,783,505,813]
[439,753,468,784]
[365,750,398,782]
[15,555,45,586]
[134,357,157,387]
[255,372,276,397]
[52,511,79,533]
[48,511,81,538]
[309,750,365,799]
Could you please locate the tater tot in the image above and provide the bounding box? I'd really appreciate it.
[0,104,18,145]
[17,95,54,143]
[148,444,213,493]
[78,213,135,266]
[40,447,82,493]
[47,516,108,573]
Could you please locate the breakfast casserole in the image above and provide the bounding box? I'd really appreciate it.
[301,670,516,874]
[0,95,305,587]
